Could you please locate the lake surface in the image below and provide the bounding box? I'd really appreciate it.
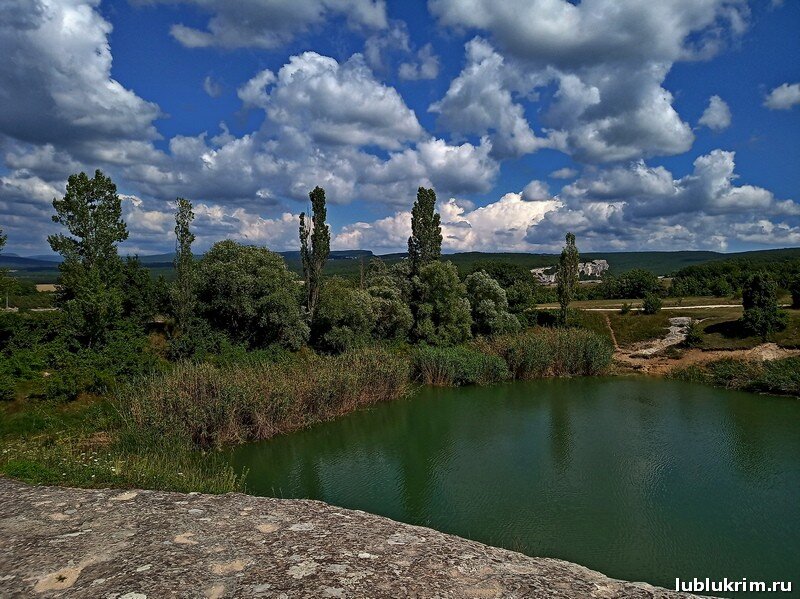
[230,378,800,593]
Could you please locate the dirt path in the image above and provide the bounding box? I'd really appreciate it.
[614,342,800,375]
[604,314,620,351]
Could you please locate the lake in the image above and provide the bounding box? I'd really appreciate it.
[229,378,800,594]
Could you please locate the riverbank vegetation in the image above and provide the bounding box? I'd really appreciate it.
[1,169,798,495]
[0,171,618,492]
[670,357,800,397]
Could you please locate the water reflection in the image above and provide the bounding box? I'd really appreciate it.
[231,378,800,595]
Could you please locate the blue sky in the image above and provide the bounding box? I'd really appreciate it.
[1,0,798,255]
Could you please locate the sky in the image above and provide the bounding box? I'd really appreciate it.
[0,0,799,256]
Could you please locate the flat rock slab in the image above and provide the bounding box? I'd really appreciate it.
[0,478,696,598]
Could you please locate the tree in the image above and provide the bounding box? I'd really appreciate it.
[48,170,129,346]
[196,240,308,350]
[740,272,787,340]
[0,228,12,309]
[468,260,539,323]
[120,257,158,325]
[407,187,442,274]
[790,276,800,309]
[300,186,330,321]
[411,261,472,346]
[365,259,413,341]
[312,278,376,353]
[556,232,579,325]
[172,198,196,330]
[464,271,521,336]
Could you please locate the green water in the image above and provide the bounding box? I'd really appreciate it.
[230,378,800,593]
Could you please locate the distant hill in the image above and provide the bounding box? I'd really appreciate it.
[4,247,799,282]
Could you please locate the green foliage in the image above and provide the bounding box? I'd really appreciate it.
[672,255,800,297]
[619,302,632,315]
[464,271,521,336]
[412,345,510,386]
[682,320,703,347]
[491,328,613,378]
[740,272,787,340]
[120,257,159,324]
[641,293,662,315]
[0,373,14,401]
[790,276,800,309]
[48,170,129,346]
[598,268,662,299]
[117,347,409,448]
[365,259,413,340]
[300,186,331,319]
[466,260,539,324]
[312,278,375,353]
[196,240,309,350]
[172,197,196,330]
[671,357,800,397]
[411,261,472,346]
[408,187,442,273]
[556,232,579,325]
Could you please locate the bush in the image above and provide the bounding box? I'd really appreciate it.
[682,320,703,347]
[619,302,632,315]
[740,272,787,340]
[641,293,662,315]
[116,347,410,448]
[412,345,510,386]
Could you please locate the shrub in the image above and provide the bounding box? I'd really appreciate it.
[682,320,703,347]
[412,345,509,386]
[619,302,632,315]
[740,272,787,340]
[641,293,662,315]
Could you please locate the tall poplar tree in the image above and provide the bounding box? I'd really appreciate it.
[172,197,196,330]
[300,186,330,320]
[48,170,128,345]
[556,232,579,326]
[407,187,442,274]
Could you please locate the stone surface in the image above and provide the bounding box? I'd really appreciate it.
[0,478,696,598]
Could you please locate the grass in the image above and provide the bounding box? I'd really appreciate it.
[670,357,800,397]
[694,309,800,350]
[0,397,242,493]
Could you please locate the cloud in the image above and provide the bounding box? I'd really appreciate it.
[335,190,560,251]
[764,83,800,110]
[0,0,161,156]
[549,167,578,180]
[698,95,732,130]
[430,38,556,158]
[138,0,387,49]
[203,76,223,98]
[430,0,750,163]
[398,44,440,80]
[524,149,800,250]
[238,53,424,150]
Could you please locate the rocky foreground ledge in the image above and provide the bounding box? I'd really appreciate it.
[0,479,695,598]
